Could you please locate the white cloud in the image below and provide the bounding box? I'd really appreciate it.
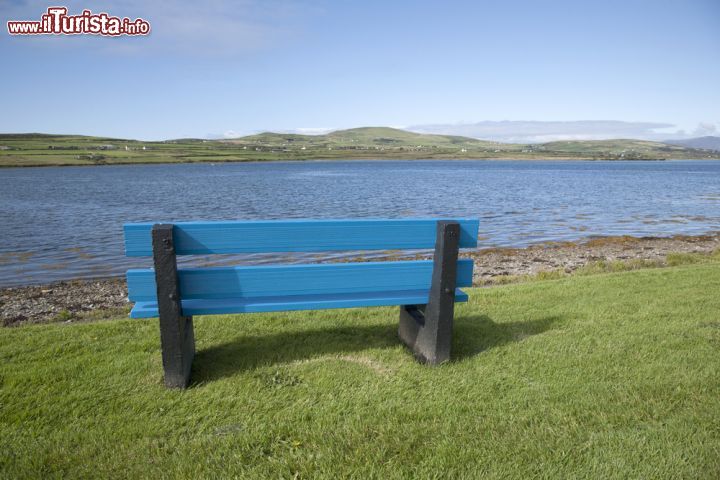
[285,127,336,135]
[221,130,247,139]
[693,122,718,136]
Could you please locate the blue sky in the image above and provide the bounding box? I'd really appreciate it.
[1,0,719,140]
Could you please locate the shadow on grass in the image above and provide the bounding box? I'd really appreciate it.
[191,313,560,385]
[453,314,561,359]
[192,322,398,384]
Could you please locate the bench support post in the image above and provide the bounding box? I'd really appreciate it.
[399,221,460,364]
[152,224,195,388]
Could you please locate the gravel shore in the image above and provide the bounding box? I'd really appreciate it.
[1,278,128,327]
[468,233,720,283]
[2,233,719,327]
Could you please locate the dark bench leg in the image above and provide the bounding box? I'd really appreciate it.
[152,224,195,388]
[399,221,460,364]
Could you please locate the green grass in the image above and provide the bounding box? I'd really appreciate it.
[2,264,720,478]
[1,128,717,167]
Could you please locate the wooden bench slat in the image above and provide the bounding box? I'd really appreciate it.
[124,219,480,256]
[129,288,470,318]
[127,259,474,302]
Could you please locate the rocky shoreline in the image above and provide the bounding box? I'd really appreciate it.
[2,233,719,327]
[1,278,129,327]
[467,233,720,283]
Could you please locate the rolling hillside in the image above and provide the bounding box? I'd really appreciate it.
[0,128,718,167]
[227,127,500,149]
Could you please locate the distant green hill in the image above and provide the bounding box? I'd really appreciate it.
[0,128,718,167]
[535,139,695,159]
[230,127,497,148]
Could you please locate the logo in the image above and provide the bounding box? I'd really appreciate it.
[7,6,151,36]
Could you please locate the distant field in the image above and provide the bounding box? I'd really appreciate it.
[1,128,718,167]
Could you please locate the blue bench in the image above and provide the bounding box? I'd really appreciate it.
[124,219,479,388]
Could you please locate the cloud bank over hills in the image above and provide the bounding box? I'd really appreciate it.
[405,120,718,144]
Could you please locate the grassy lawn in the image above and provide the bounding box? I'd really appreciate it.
[1,264,719,478]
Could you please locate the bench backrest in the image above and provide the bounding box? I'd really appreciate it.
[124,219,479,256]
[124,219,479,312]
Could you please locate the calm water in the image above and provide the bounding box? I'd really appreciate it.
[1,159,719,287]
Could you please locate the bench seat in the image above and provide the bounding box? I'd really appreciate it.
[129,288,469,318]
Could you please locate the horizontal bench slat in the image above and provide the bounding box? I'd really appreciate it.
[127,259,474,302]
[129,288,469,318]
[124,219,479,256]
